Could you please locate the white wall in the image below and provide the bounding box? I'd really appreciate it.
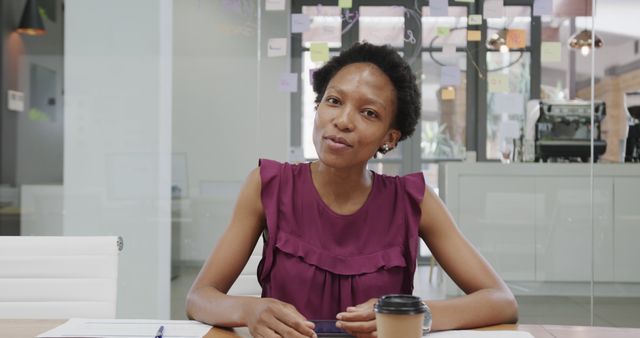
[576,39,640,79]
[173,0,289,263]
[64,0,172,319]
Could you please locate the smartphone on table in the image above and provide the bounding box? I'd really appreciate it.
[311,320,353,337]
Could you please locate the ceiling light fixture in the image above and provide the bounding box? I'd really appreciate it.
[568,29,603,56]
[487,29,510,53]
[16,0,46,36]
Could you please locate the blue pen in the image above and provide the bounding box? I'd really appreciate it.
[154,325,164,338]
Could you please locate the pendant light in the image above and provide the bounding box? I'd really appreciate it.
[487,29,510,53]
[16,0,46,36]
[568,29,603,56]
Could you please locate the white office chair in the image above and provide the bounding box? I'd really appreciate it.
[0,236,122,319]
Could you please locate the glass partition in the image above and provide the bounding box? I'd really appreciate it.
[1,1,64,238]
[431,0,597,328]
[421,5,468,162]
[591,0,640,327]
[2,0,637,328]
[1,0,173,318]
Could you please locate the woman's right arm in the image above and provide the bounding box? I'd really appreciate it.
[185,167,316,338]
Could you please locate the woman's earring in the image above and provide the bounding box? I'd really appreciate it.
[381,144,391,153]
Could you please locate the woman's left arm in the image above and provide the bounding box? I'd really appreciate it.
[420,184,518,331]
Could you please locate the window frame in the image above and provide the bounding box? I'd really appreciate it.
[291,0,541,168]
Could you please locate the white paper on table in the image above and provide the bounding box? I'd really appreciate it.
[440,65,461,87]
[533,0,553,16]
[492,93,525,116]
[291,13,311,33]
[37,318,212,338]
[425,330,534,338]
[430,0,449,16]
[267,38,287,57]
[483,0,505,18]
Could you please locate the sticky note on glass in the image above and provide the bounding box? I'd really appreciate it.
[310,42,329,62]
[278,73,298,92]
[437,27,450,36]
[441,87,456,100]
[507,29,526,49]
[338,0,352,8]
[442,44,457,57]
[440,66,461,87]
[291,13,310,33]
[467,30,481,41]
[541,42,562,63]
[267,38,287,57]
[483,0,504,18]
[533,0,553,16]
[223,0,241,14]
[488,73,509,93]
[499,120,521,138]
[492,93,524,115]
[468,14,482,25]
[265,0,285,11]
[430,0,449,17]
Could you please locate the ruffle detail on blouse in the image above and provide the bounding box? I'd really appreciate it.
[274,231,407,276]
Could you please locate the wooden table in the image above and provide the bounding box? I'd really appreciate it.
[3,319,640,338]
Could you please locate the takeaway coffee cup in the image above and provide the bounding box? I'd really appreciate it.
[374,294,431,338]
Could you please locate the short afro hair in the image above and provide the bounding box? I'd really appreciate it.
[312,42,421,141]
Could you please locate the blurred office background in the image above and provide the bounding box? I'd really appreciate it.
[0,0,639,327]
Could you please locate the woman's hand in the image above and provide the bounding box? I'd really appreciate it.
[245,298,317,338]
[336,298,378,338]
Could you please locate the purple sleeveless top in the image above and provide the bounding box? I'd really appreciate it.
[257,159,425,320]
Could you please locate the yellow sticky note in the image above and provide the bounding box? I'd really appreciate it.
[488,73,509,93]
[437,27,450,36]
[338,0,352,8]
[310,42,329,62]
[468,14,482,25]
[541,42,562,63]
[467,30,481,41]
[506,29,526,49]
[441,87,456,100]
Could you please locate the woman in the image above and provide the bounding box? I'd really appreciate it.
[186,42,518,338]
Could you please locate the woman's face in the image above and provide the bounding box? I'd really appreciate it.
[313,62,401,169]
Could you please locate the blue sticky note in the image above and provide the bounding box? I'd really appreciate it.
[533,0,553,16]
[440,66,461,87]
[430,0,449,17]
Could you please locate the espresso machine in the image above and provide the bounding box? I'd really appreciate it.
[535,100,606,162]
[624,91,640,162]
